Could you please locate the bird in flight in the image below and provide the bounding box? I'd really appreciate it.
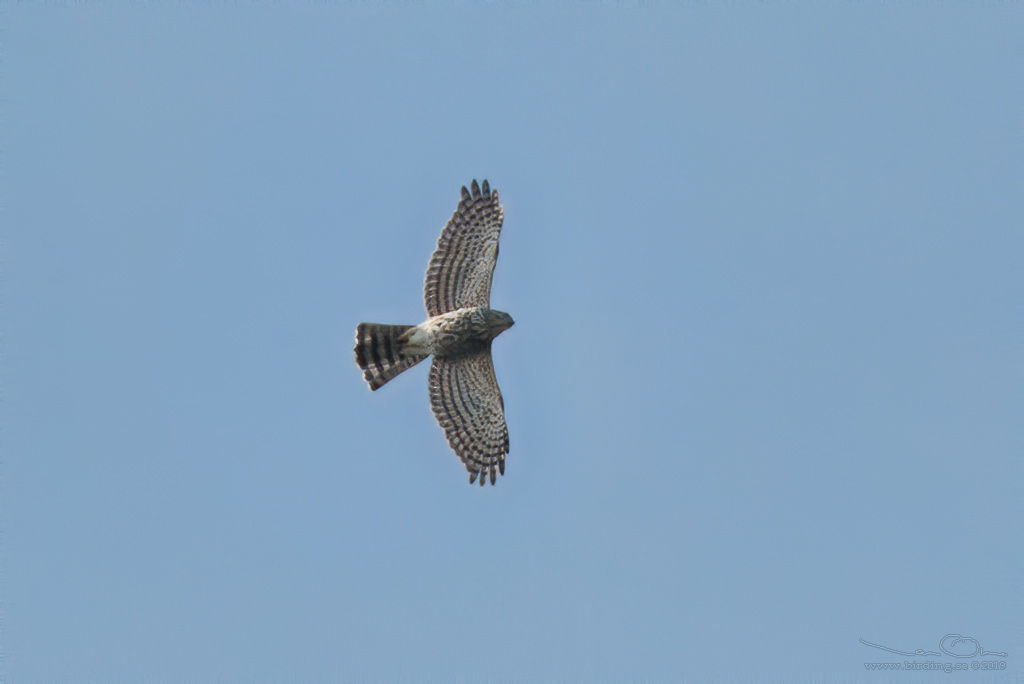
[354,180,514,486]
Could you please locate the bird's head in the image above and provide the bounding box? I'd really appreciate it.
[488,309,515,337]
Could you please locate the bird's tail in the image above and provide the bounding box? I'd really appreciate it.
[354,323,428,390]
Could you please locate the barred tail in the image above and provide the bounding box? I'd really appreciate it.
[354,323,428,390]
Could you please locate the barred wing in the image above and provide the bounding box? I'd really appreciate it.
[428,350,510,486]
[424,179,504,317]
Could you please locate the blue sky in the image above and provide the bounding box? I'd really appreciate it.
[4,3,1021,682]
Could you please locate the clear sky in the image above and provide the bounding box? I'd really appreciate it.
[4,3,1021,682]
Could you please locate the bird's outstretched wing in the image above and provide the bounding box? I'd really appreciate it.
[428,349,509,486]
[424,179,504,317]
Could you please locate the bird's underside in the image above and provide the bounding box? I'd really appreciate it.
[354,180,513,486]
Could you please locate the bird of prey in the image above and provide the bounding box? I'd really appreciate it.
[354,180,514,486]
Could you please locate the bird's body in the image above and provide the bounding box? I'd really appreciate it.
[354,180,513,486]
[404,307,514,358]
